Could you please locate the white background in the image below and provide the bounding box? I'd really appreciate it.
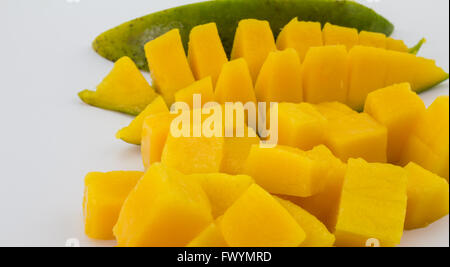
[0,0,448,247]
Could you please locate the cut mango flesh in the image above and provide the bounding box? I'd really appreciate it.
[316,101,358,121]
[359,31,387,49]
[114,163,212,247]
[221,184,306,247]
[231,19,277,82]
[188,23,228,86]
[186,221,228,247]
[144,29,195,104]
[174,77,215,109]
[335,159,408,247]
[386,37,408,52]
[322,23,359,51]
[83,171,143,240]
[404,163,449,230]
[79,57,157,115]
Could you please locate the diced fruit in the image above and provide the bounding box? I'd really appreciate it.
[275,196,335,247]
[174,77,216,109]
[83,171,143,240]
[276,18,323,62]
[335,158,408,247]
[190,173,254,218]
[255,49,303,104]
[144,29,195,104]
[324,113,388,163]
[322,23,359,51]
[221,184,306,247]
[386,37,408,52]
[215,58,257,104]
[315,101,358,121]
[114,163,212,247]
[302,45,348,104]
[364,83,426,164]
[78,57,157,115]
[231,19,277,82]
[359,31,387,49]
[277,103,327,150]
[116,96,169,145]
[188,23,228,86]
[186,221,228,247]
[404,163,449,230]
[243,145,328,197]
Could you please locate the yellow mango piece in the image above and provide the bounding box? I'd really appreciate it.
[83,171,143,240]
[190,173,254,218]
[302,45,348,104]
[215,58,257,104]
[322,23,359,51]
[255,49,303,104]
[174,77,216,109]
[188,23,228,86]
[79,57,157,116]
[243,145,329,197]
[347,46,389,111]
[144,29,195,104]
[221,184,306,247]
[359,31,387,49]
[231,19,277,82]
[277,103,327,150]
[325,113,388,163]
[404,162,449,230]
[364,83,426,164]
[335,158,408,247]
[186,221,228,247]
[114,163,212,247]
[276,18,323,62]
[116,96,169,145]
[386,37,409,52]
[275,196,335,247]
[315,101,358,121]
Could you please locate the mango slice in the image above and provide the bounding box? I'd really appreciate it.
[116,96,169,145]
[404,162,449,230]
[386,37,408,52]
[221,184,306,247]
[275,196,335,247]
[302,45,348,104]
[277,103,327,150]
[322,23,359,51]
[144,29,195,104]
[188,23,228,86]
[276,18,323,62]
[400,96,449,180]
[324,113,388,163]
[315,101,358,121]
[255,49,303,105]
[114,163,212,247]
[78,57,157,115]
[231,19,277,82]
[174,77,216,109]
[187,221,228,247]
[359,31,387,49]
[83,171,143,240]
[243,145,329,197]
[335,158,408,247]
[364,83,426,164]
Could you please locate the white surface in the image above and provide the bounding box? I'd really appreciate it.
[0,0,448,247]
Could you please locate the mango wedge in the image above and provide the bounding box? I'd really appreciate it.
[186,221,228,247]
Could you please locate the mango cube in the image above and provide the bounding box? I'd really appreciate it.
[187,221,228,247]
[174,77,216,109]
[315,101,358,121]
[335,159,408,247]
[221,184,306,247]
[358,31,387,49]
[83,171,143,240]
[114,163,213,247]
[386,37,408,52]
[322,23,359,51]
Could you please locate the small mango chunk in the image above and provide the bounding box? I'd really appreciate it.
[275,196,335,247]
[221,184,306,247]
[322,23,359,51]
[79,56,157,115]
[190,173,255,218]
[255,49,303,104]
[116,96,169,145]
[276,18,323,62]
[315,101,358,121]
[83,171,143,240]
[364,83,426,164]
[231,19,277,82]
[359,31,387,49]
[174,77,216,109]
[188,23,228,86]
[187,221,228,247]
[404,163,449,230]
[277,103,327,150]
[335,158,408,247]
[114,163,213,247]
[324,113,388,163]
[243,145,329,197]
[302,45,348,104]
[144,29,195,104]
[386,37,409,52]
